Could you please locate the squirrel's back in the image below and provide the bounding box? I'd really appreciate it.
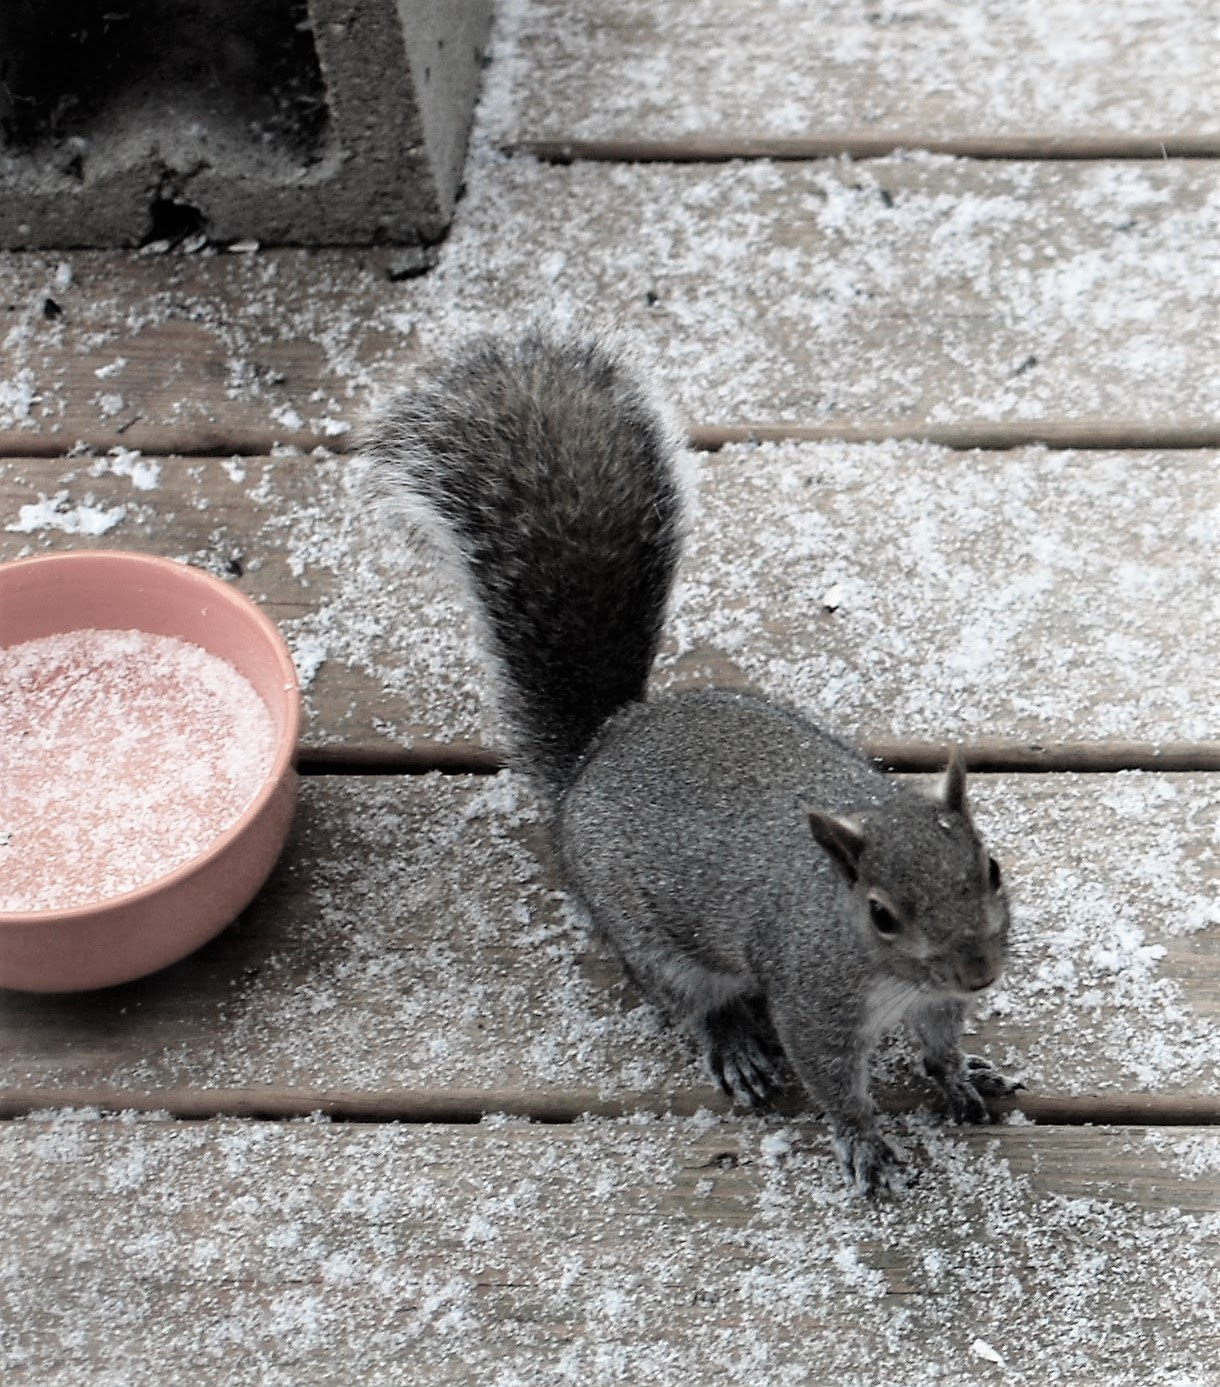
[365,330,686,787]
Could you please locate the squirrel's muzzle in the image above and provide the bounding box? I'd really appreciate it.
[952,955,1001,993]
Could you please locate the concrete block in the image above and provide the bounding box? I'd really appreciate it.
[0,0,493,248]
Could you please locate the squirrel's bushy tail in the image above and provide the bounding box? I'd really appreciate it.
[365,329,686,790]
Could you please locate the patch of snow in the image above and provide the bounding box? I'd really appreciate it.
[5,490,127,536]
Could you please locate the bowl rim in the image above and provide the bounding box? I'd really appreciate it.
[0,549,302,926]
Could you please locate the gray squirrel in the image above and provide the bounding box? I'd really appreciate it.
[366,328,1017,1195]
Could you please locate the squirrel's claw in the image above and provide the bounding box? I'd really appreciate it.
[833,1131,912,1198]
[964,1054,1026,1098]
[711,1046,784,1109]
[700,995,786,1109]
[928,1055,1024,1125]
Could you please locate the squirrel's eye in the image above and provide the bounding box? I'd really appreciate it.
[868,897,901,938]
[988,856,1003,891]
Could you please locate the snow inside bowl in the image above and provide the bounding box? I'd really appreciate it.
[0,551,301,992]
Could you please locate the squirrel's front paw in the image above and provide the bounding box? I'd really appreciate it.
[964,1054,1024,1099]
[707,1033,785,1109]
[930,1054,1023,1125]
[700,995,786,1109]
[831,1130,911,1198]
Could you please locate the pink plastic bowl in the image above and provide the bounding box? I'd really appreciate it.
[0,551,301,992]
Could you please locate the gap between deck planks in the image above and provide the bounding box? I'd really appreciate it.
[513,134,1220,162]
[297,740,1220,778]
[15,421,1220,462]
[1,1085,1217,1129]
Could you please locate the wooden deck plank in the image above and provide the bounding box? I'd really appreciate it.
[2,1114,1217,1383]
[6,158,1220,447]
[0,450,485,756]
[3,773,1218,1112]
[4,16,1215,1382]
[5,441,1220,756]
[487,0,1220,149]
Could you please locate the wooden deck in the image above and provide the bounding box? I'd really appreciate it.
[4,3,1220,1381]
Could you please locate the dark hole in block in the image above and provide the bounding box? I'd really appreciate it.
[145,196,206,244]
[0,0,329,164]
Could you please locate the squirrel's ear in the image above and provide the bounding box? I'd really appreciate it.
[935,747,969,815]
[806,808,865,886]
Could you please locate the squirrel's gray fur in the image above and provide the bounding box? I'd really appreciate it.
[366,328,1016,1195]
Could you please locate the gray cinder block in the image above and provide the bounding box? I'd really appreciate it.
[0,0,493,248]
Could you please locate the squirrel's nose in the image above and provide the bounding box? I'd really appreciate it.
[954,961,998,993]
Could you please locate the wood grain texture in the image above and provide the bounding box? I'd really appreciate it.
[6,158,1220,446]
[4,9,1220,1384]
[487,0,1220,146]
[5,442,1220,757]
[2,773,1218,1111]
[2,1115,1217,1384]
